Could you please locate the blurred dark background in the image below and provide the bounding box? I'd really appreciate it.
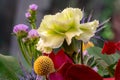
[0,0,17,54]
[0,0,120,55]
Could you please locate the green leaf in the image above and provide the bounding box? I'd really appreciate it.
[0,54,21,80]
[101,23,114,40]
[87,47,120,66]
[86,56,95,67]
[87,47,120,76]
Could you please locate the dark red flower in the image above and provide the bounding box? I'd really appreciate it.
[103,78,115,80]
[50,62,103,80]
[49,72,64,80]
[49,62,73,80]
[102,41,116,55]
[48,49,102,80]
[115,60,120,80]
[115,41,120,51]
[48,49,73,80]
[47,49,120,80]
[49,49,73,69]
[65,64,103,80]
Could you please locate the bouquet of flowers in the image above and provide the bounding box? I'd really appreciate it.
[1,4,120,80]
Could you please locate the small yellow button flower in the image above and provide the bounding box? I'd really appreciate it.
[34,56,54,76]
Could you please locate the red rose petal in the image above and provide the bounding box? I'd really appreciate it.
[49,49,73,69]
[49,62,73,80]
[65,64,103,80]
[115,60,120,80]
[103,78,115,80]
[58,62,73,79]
[115,41,120,51]
[102,41,116,55]
[49,72,64,80]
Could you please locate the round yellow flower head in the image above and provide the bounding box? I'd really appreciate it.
[83,41,94,51]
[34,56,54,76]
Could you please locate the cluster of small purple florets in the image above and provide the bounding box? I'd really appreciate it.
[25,4,38,18]
[13,24,39,39]
[13,4,39,40]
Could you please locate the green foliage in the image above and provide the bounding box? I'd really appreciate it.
[98,0,115,40]
[0,54,21,80]
[87,47,120,76]
[101,23,114,40]
[99,0,115,21]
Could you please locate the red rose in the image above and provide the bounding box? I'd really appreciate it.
[102,41,116,55]
[115,60,120,80]
[115,41,120,51]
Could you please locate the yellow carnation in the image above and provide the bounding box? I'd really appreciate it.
[37,8,83,53]
[36,7,99,53]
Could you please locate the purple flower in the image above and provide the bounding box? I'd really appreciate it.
[25,12,31,18]
[28,29,39,38]
[13,24,29,34]
[29,4,38,11]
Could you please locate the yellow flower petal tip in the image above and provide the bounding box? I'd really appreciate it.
[83,41,94,51]
[34,56,54,76]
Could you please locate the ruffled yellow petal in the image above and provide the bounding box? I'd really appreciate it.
[40,31,65,48]
[76,20,99,42]
[36,39,52,54]
[62,8,83,23]
[65,28,83,45]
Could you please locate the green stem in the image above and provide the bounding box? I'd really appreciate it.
[22,42,31,64]
[80,40,84,64]
[25,43,32,59]
[17,38,30,65]
[30,44,35,59]
[29,44,33,57]
[33,45,37,59]
[75,52,79,64]
[31,22,36,29]
[107,67,114,77]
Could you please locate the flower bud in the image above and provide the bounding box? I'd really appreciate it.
[28,29,39,44]
[28,29,39,39]
[25,12,31,18]
[29,4,38,11]
[13,24,29,37]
